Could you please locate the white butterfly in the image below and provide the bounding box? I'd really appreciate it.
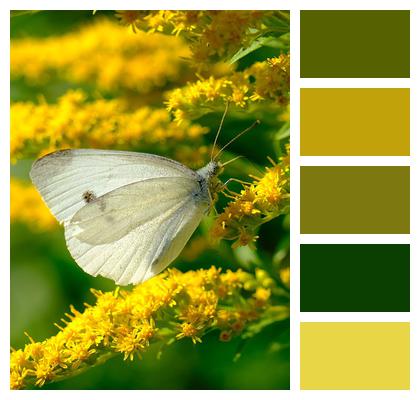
[29,113,258,286]
[30,149,223,286]
[30,105,260,285]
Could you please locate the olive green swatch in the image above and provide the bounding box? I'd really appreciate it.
[300,166,410,233]
[300,88,410,156]
[300,10,410,78]
[300,244,410,312]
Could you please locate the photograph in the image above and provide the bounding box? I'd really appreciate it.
[10,10,290,390]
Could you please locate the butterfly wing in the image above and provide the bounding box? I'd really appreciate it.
[140,198,209,283]
[30,149,210,285]
[30,149,197,223]
[65,177,209,285]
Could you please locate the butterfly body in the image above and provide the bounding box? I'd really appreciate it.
[30,149,223,285]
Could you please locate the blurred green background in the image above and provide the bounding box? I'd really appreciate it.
[10,11,289,389]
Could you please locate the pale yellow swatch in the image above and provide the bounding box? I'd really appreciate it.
[300,88,410,156]
[300,322,410,389]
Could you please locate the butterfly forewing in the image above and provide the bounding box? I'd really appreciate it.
[30,149,198,223]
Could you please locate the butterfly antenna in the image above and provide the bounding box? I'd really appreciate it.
[221,155,244,168]
[211,101,230,161]
[214,120,260,160]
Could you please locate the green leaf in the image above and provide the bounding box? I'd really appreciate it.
[229,36,279,65]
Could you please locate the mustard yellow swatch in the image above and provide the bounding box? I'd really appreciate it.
[301,88,410,156]
[301,322,410,389]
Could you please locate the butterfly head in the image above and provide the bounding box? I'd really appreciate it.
[197,160,224,196]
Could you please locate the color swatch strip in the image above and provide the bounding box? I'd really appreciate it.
[300,166,410,234]
[299,9,411,390]
[300,244,410,312]
[300,10,410,78]
[300,88,410,156]
[300,322,410,389]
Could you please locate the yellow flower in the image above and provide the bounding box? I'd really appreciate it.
[10,178,57,230]
[216,310,232,327]
[253,288,271,307]
[11,19,191,94]
[11,267,286,389]
[176,322,202,344]
[32,360,56,386]
[10,368,28,390]
[232,228,259,249]
[211,146,290,247]
[66,342,97,369]
[249,54,290,105]
[165,54,290,122]
[115,10,144,32]
[11,89,209,163]
[114,322,156,361]
[279,266,290,288]
[122,11,289,66]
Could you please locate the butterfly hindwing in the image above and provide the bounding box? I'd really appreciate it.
[68,176,198,245]
[64,176,209,285]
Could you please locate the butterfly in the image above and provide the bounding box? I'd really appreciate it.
[30,109,259,286]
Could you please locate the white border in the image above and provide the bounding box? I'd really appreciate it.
[2,1,419,399]
[300,234,411,244]
[289,4,300,393]
[300,313,411,323]
[296,3,418,400]
[300,156,411,165]
[300,78,411,88]
[1,2,10,398]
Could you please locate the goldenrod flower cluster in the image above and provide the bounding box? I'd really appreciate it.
[10,267,288,389]
[11,19,191,93]
[10,179,57,230]
[11,90,209,163]
[250,55,290,105]
[165,54,290,123]
[10,11,290,389]
[211,145,290,248]
[116,11,289,66]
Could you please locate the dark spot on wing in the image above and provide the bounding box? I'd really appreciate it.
[82,190,96,203]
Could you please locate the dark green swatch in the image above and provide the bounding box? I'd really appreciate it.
[300,166,410,234]
[300,244,410,312]
[300,10,410,78]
